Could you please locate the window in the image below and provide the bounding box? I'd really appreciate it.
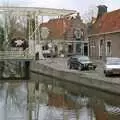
[100,39,103,46]
[99,39,104,57]
[90,40,95,57]
[106,41,112,56]
[71,57,78,62]
[91,40,95,47]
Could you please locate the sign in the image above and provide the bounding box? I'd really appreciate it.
[74,29,84,39]
[41,27,49,39]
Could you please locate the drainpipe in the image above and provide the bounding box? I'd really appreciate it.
[103,34,106,62]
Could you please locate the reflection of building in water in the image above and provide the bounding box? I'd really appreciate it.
[48,92,76,108]
[47,92,96,120]
[104,103,120,119]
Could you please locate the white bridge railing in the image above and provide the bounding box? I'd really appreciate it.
[0,51,24,56]
[0,50,33,60]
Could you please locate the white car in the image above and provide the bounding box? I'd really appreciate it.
[104,57,120,76]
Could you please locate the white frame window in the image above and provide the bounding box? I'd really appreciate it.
[106,40,112,57]
[90,40,95,57]
[99,39,104,57]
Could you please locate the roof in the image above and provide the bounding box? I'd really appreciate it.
[40,18,71,39]
[91,9,120,35]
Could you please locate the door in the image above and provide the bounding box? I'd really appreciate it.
[84,43,88,56]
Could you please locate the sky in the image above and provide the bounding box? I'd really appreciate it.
[0,0,120,21]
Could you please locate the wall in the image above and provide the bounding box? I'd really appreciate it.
[89,32,120,59]
[31,61,120,95]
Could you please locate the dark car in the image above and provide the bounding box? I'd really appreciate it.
[67,55,96,70]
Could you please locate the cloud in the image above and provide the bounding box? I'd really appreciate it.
[9,0,62,8]
[1,0,119,12]
[0,0,119,21]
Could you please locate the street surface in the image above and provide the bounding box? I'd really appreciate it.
[38,58,120,84]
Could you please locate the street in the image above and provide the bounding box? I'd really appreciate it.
[38,58,120,84]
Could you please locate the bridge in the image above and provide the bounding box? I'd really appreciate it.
[0,49,34,79]
[0,48,34,80]
[0,6,77,80]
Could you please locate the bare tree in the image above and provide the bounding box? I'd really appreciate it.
[8,15,27,40]
[83,6,98,23]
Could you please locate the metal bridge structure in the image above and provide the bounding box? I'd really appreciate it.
[0,6,76,80]
[0,6,77,59]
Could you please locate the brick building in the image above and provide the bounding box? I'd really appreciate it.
[89,5,120,60]
[40,13,88,56]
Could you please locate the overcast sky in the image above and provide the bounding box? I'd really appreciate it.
[0,0,120,20]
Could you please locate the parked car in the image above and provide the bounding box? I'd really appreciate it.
[67,55,97,70]
[42,50,51,57]
[42,49,57,58]
[104,57,120,76]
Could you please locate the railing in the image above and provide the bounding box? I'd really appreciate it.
[0,50,33,60]
[0,51,24,56]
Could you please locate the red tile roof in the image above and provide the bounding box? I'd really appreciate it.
[91,9,120,34]
[40,18,71,39]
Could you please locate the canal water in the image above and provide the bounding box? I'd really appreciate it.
[0,72,120,120]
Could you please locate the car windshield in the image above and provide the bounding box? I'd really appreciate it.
[106,57,120,61]
[78,56,90,61]
[107,61,120,65]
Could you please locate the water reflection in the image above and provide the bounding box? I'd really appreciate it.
[0,82,27,120]
[0,74,120,120]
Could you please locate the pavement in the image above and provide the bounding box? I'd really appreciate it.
[37,57,120,84]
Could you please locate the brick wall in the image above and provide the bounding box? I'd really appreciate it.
[89,32,120,59]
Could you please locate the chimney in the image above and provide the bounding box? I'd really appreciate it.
[97,5,107,18]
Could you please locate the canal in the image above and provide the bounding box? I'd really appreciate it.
[0,72,120,120]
